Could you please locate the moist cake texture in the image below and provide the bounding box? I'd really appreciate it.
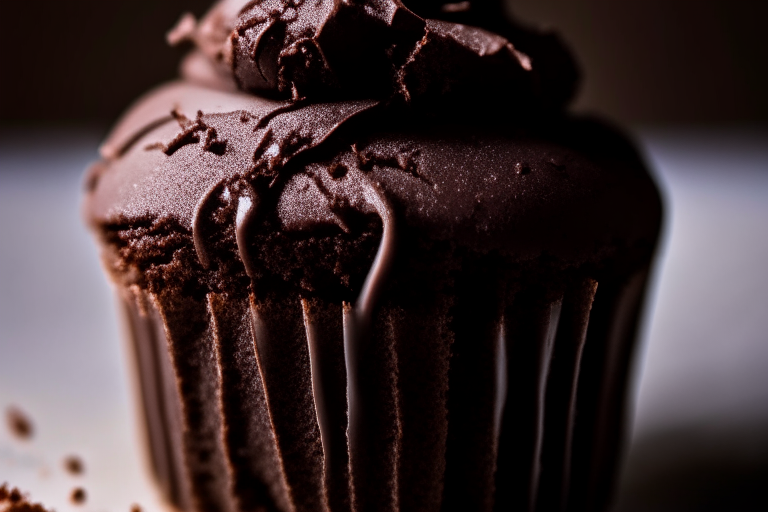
[84,1,662,511]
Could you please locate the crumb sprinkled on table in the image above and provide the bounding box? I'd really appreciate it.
[70,487,86,505]
[5,407,33,440]
[0,484,53,512]
[64,456,85,475]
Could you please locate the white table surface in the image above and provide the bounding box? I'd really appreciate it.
[1,127,767,512]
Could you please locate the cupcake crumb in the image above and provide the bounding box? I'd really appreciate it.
[130,504,142,512]
[5,407,33,440]
[0,484,53,512]
[70,488,86,505]
[0,485,19,503]
[63,456,85,475]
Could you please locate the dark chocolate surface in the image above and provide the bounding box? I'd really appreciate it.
[86,79,660,297]
[170,0,578,110]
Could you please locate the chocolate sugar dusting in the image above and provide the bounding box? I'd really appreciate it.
[6,407,33,440]
[82,0,663,511]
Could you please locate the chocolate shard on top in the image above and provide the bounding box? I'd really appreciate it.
[177,0,579,111]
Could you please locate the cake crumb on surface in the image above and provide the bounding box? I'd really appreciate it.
[70,487,86,505]
[0,484,53,512]
[130,504,142,512]
[63,455,85,475]
[5,407,33,440]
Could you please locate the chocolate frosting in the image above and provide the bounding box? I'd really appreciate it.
[171,0,578,110]
[85,0,661,298]
[87,81,659,271]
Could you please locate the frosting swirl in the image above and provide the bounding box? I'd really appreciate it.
[170,0,579,112]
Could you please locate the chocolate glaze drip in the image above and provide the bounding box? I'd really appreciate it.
[249,294,327,512]
[340,175,397,511]
[494,291,564,511]
[537,279,598,511]
[301,298,350,512]
[235,186,258,278]
[208,293,293,512]
[122,297,188,507]
[151,292,235,512]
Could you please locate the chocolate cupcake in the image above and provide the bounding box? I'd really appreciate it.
[84,1,662,511]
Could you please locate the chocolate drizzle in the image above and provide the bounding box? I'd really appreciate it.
[156,87,404,509]
[191,182,220,268]
[155,94,379,275]
[235,185,258,278]
[493,320,508,458]
[340,174,397,510]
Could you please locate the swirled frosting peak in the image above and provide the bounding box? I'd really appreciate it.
[170,0,579,111]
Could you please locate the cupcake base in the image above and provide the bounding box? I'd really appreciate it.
[120,258,651,512]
